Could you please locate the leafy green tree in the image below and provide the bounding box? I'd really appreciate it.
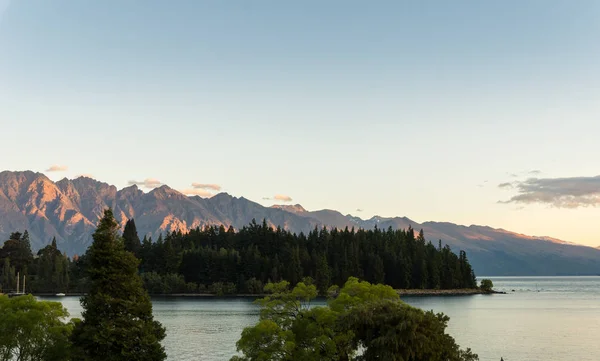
[0,294,74,361]
[70,209,166,361]
[343,300,478,361]
[480,279,494,292]
[232,277,478,361]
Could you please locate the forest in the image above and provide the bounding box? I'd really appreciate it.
[0,219,478,295]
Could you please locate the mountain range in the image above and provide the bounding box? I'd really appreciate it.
[1,170,599,276]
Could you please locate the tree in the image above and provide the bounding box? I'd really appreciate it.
[0,295,73,361]
[0,231,33,274]
[1,258,15,292]
[123,219,141,257]
[343,300,478,361]
[480,279,494,292]
[232,277,478,361]
[70,209,166,361]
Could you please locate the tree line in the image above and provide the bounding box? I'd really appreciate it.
[0,218,477,295]
[0,232,70,294]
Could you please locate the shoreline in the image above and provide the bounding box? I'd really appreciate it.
[396,288,505,296]
[33,289,506,298]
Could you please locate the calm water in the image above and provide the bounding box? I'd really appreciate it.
[41,277,600,361]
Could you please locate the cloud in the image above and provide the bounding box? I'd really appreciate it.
[263,195,293,202]
[498,182,514,189]
[356,208,363,212]
[180,188,213,197]
[46,165,68,172]
[500,175,600,208]
[274,194,293,202]
[191,183,222,191]
[128,178,162,189]
[506,170,543,178]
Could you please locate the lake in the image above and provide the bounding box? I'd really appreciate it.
[41,276,600,361]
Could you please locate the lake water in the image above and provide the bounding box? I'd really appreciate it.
[40,276,600,361]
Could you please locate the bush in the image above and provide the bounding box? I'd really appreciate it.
[244,277,264,294]
[210,282,237,296]
[197,283,208,293]
[480,279,494,292]
[185,282,198,293]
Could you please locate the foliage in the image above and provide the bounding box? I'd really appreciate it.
[232,277,478,361]
[140,221,478,294]
[32,239,70,293]
[0,294,74,361]
[0,232,34,292]
[70,209,167,361]
[342,300,478,361]
[480,279,494,292]
[1,220,478,296]
[123,219,141,257]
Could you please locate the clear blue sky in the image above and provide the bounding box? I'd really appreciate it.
[1,1,599,246]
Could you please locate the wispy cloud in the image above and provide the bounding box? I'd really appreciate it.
[506,170,543,178]
[180,188,213,197]
[500,175,600,208]
[264,194,293,202]
[46,165,68,172]
[128,178,162,189]
[191,183,222,191]
[274,194,293,202]
[498,182,514,189]
[356,208,363,212]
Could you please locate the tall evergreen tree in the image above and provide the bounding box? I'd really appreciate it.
[70,209,166,361]
[123,218,142,257]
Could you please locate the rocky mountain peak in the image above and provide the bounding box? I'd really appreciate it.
[271,204,307,214]
[0,170,599,276]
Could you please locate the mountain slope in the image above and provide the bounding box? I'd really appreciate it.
[0,170,599,276]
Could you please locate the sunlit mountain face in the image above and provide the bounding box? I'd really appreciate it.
[1,170,599,276]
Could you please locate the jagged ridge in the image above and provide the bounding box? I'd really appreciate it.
[0,170,599,276]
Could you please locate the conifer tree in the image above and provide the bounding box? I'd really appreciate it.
[70,209,166,361]
[123,218,142,257]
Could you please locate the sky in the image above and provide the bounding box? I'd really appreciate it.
[1,1,599,246]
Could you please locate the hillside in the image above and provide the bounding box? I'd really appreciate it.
[1,170,599,276]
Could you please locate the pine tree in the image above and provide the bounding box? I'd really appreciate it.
[21,230,33,264]
[71,209,166,361]
[314,253,331,294]
[123,218,142,257]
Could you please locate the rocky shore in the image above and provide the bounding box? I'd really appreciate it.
[397,288,506,296]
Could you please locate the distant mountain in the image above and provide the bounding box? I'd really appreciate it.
[1,170,599,276]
